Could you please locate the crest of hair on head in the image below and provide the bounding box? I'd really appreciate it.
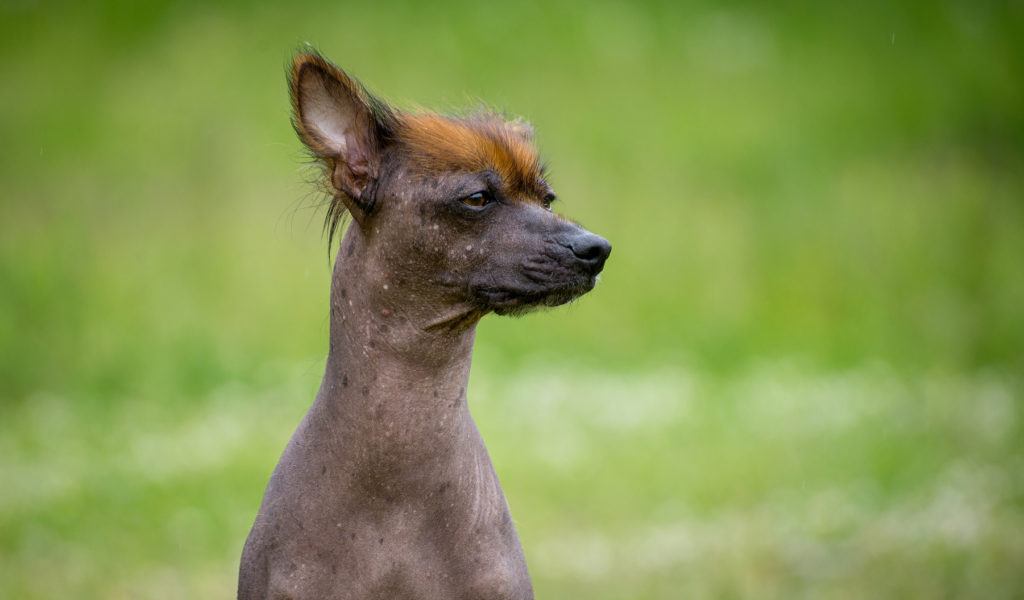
[395,108,547,197]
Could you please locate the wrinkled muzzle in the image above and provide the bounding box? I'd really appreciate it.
[471,213,611,315]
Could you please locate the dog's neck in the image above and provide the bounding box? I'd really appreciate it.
[312,224,484,486]
[326,221,483,369]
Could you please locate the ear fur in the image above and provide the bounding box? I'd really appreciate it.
[290,51,396,232]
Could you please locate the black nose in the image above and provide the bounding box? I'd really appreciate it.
[564,230,611,273]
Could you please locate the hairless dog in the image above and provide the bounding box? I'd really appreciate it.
[238,51,611,600]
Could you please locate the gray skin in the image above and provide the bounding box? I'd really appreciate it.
[238,54,610,600]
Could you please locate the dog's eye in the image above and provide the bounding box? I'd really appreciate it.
[461,191,493,209]
[542,193,556,211]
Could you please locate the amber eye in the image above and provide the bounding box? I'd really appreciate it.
[461,191,492,209]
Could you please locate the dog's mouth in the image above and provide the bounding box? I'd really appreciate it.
[472,275,598,316]
[469,234,610,316]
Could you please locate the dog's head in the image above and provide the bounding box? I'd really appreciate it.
[291,52,610,320]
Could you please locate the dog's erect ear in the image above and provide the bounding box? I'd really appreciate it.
[291,52,395,226]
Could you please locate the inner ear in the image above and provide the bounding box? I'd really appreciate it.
[290,53,394,219]
[295,63,373,160]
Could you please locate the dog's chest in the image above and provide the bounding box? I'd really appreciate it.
[267,507,533,600]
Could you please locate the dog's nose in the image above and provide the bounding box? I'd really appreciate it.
[565,230,611,272]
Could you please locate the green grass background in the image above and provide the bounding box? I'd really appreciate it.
[2,1,1022,598]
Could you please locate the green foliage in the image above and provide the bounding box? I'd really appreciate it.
[1,1,1022,598]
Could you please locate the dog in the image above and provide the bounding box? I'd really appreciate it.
[238,51,611,599]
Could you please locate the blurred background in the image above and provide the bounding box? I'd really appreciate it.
[2,1,1022,597]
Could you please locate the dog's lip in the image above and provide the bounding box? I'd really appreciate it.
[474,288,520,306]
[472,275,597,308]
